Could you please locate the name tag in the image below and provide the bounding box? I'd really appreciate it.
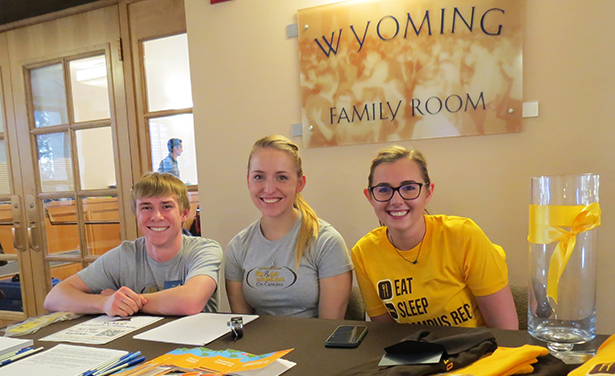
[164,280,183,290]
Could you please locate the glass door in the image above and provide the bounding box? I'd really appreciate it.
[126,0,200,235]
[142,34,200,234]
[4,5,132,318]
[28,53,122,278]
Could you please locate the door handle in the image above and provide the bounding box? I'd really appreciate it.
[25,195,41,252]
[11,195,27,252]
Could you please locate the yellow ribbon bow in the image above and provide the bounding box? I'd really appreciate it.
[528,202,601,304]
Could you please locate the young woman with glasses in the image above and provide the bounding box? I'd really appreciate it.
[225,135,353,318]
[352,145,518,329]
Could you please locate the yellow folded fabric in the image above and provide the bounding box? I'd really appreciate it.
[568,333,615,375]
[440,345,549,376]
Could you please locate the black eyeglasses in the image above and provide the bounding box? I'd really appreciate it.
[369,182,426,202]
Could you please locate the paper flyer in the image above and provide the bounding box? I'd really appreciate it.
[0,344,128,376]
[40,315,163,344]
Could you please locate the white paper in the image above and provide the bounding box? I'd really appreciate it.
[378,351,443,366]
[134,313,259,345]
[40,315,164,344]
[0,344,128,376]
[232,359,296,376]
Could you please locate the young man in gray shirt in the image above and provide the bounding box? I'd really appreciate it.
[44,172,222,317]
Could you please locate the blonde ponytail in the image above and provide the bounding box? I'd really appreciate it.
[294,193,319,269]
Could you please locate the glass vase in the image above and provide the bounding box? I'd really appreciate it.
[528,174,600,352]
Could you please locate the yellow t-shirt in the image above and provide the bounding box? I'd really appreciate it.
[441,345,549,376]
[568,333,615,375]
[351,215,509,327]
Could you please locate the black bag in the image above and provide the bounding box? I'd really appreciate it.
[335,329,497,376]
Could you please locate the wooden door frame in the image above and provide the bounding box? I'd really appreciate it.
[122,0,188,180]
[6,4,136,316]
[0,32,34,321]
[0,0,191,319]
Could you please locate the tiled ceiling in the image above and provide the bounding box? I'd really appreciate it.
[0,0,100,26]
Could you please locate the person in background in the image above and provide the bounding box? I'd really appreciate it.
[225,135,353,319]
[189,205,201,236]
[158,138,183,179]
[352,146,518,329]
[44,172,223,317]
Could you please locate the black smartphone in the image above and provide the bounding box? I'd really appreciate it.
[325,325,368,348]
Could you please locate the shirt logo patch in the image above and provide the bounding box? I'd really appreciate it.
[589,362,615,374]
[377,280,393,300]
[141,284,160,294]
[246,266,297,289]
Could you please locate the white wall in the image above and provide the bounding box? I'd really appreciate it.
[185,0,615,332]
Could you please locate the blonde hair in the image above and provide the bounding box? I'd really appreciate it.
[131,172,190,213]
[248,135,319,268]
[368,145,430,187]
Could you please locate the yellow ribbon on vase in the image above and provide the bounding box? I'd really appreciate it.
[528,202,601,304]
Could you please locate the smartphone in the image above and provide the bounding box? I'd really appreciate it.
[325,325,368,348]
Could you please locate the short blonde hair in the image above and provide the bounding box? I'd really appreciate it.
[131,172,190,213]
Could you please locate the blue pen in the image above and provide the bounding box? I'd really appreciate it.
[0,347,44,366]
[0,346,37,362]
[81,352,135,376]
[81,357,116,376]
[97,355,146,376]
[92,351,142,376]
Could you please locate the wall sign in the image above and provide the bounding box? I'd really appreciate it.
[297,0,523,147]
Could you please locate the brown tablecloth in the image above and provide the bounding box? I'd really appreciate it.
[21,314,608,375]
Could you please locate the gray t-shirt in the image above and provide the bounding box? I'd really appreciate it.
[78,235,223,312]
[225,216,353,317]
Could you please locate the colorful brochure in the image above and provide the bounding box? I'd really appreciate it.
[151,347,293,374]
[114,347,295,376]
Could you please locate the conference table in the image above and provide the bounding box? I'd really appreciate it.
[22,314,608,375]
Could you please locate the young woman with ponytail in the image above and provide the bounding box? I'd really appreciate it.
[225,135,353,318]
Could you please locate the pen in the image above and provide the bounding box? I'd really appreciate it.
[81,352,137,376]
[0,347,44,366]
[0,346,34,362]
[96,355,145,376]
[93,351,142,376]
[110,317,132,322]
